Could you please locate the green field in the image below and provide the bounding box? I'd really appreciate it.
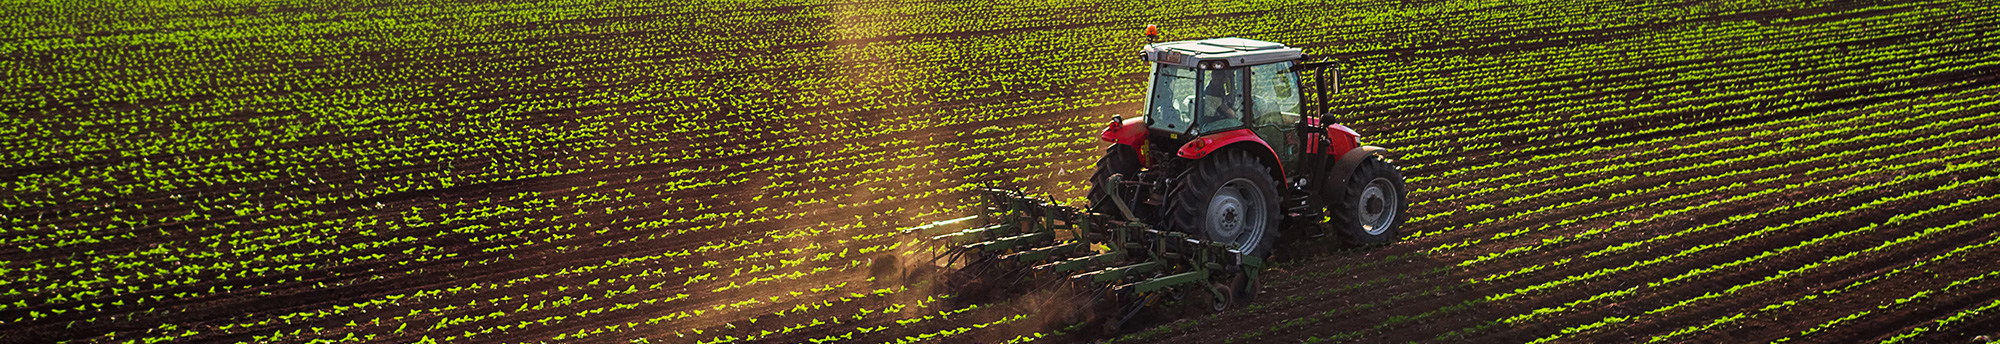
[4,0,1999,342]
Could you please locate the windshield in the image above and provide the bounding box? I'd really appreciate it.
[1145,65,1247,134]
[1146,65,1199,131]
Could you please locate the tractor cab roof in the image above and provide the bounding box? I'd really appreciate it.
[1140,37,1303,70]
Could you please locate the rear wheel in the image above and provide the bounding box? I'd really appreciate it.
[1164,149,1280,260]
[1329,157,1406,244]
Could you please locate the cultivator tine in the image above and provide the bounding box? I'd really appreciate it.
[930,224,1010,244]
[1073,260,1164,283]
[935,244,968,267]
[1111,290,1164,332]
[1036,250,1122,273]
[902,215,982,236]
[1002,240,1085,262]
[964,231,1051,251]
[1117,269,1208,294]
[919,188,1087,272]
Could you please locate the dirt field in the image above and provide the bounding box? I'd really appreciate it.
[3,0,1997,342]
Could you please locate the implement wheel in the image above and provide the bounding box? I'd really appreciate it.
[1204,272,1256,311]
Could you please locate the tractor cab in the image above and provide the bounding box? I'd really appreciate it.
[1136,37,1313,170]
[1139,38,1304,135]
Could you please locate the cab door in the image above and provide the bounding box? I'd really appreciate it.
[1247,61,1305,170]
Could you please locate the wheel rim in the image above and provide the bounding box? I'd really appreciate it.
[1357,177,1399,236]
[1207,177,1267,250]
[1209,281,1235,312]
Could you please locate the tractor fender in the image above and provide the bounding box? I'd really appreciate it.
[1177,129,1286,182]
[1099,116,1148,146]
[1326,146,1390,187]
[1324,124,1361,155]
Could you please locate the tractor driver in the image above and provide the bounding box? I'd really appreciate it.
[1197,68,1245,130]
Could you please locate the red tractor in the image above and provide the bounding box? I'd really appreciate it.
[1089,33,1407,255]
[914,27,1406,329]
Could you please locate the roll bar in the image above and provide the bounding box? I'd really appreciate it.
[1290,57,1348,124]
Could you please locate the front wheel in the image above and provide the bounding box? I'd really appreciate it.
[1330,157,1407,244]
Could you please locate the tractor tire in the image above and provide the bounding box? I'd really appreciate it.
[1163,149,1280,260]
[1328,157,1407,244]
[1087,145,1144,217]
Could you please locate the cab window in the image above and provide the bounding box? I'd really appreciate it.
[1250,62,1302,127]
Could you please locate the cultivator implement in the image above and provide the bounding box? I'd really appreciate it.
[906,177,1262,330]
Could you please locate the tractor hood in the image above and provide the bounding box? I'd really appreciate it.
[1140,37,1303,70]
